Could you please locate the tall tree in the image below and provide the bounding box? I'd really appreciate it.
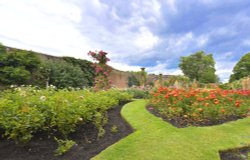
[39,60,87,88]
[179,51,218,83]
[229,53,250,82]
[0,49,40,85]
[62,57,95,87]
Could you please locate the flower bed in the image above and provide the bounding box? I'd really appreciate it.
[149,87,250,127]
[0,86,132,155]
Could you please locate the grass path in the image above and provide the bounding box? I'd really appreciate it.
[93,100,250,160]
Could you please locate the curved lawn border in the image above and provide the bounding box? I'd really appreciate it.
[93,100,250,160]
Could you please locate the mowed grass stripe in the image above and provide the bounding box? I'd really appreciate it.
[93,100,250,160]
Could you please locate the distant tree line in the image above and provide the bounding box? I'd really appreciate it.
[0,42,249,87]
[229,53,250,82]
[0,43,95,88]
[179,51,250,83]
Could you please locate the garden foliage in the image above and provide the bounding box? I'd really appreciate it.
[179,51,218,83]
[0,44,96,88]
[62,57,95,86]
[230,53,250,82]
[0,86,132,153]
[149,87,250,125]
[126,88,150,99]
[88,50,112,91]
[0,48,40,85]
[39,60,88,88]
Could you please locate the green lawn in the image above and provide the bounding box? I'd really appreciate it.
[93,100,250,160]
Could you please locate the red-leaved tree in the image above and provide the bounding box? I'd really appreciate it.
[88,50,112,91]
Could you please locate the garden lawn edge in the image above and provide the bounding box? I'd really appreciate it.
[93,100,250,160]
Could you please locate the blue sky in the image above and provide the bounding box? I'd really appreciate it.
[0,0,250,82]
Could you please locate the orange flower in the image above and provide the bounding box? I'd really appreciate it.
[221,108,225,113]
[214,99,219,105]
[192,113,197,117]
[235,100,240,107]
[204,102,209,107]
[209,93,216,99]
[198,108,203,112]
[165,94,169,99]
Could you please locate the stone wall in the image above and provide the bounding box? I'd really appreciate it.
[242,76,250,90]
[109,69,132,89]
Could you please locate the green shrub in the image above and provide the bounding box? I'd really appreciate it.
[126,88,150,99]
[111,125,118,133]
[54,138,76,156]
[0,87,132,145]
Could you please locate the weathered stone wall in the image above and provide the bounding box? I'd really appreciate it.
[109,72,176,89]
[242,76,250,90]
[109,69,132,89]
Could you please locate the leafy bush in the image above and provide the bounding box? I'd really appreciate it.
[39,60,88,88]
[0,50,40,85]
[0,87,132,146]
[62,57,95,87]
[126,88,150,99]
[54,138,76,156]
[128,75,140,87]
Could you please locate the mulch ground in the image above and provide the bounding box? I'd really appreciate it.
[0,103,133,160]
[146,105,245,128]
[219,146,250,160]
[146,105,250,160]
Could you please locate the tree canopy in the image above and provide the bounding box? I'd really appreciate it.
[39,60,88,88]
[229,53,250,82]
[62,57,95,86]
[179,51,218,83]
[0,49,40,85]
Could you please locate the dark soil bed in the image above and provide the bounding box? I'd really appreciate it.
[0,103,133,160]
[146,105,249,160]
[146,105,245,128]
[220,146,250,160]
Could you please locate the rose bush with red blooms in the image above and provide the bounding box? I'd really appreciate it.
[88,50,112,91]
[149,87,250,125]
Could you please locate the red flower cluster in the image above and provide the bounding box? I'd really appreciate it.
[150,87,250,123]
[88,50,112,91]
[88,50,110,64]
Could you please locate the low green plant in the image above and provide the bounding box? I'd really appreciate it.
[54,137,76,156]
[111,125,118,133]
[126,88,150,99]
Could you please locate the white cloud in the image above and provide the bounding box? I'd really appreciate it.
[165,32,208,55]
[109,61,183,76]
[146,61,183,75]
[165,32,193,53]
[242,39,250,46]
[27,0,82,23]
[0,0,164,65]
[131,0,161,17]
[108,62,141,72]
[197,35,209,47]
[0,0,93,60]
[165,0,177,14]
[215,60,237,83]
[134,27,160,52]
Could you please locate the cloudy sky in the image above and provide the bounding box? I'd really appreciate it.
[0,0,250,82]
